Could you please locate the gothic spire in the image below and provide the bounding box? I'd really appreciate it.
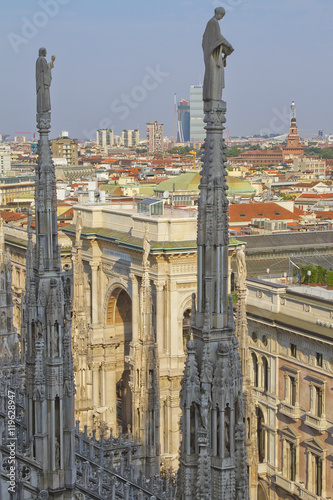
[24,48,76,497]
[178,9,248,499]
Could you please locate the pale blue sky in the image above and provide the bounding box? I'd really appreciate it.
[0,0,332,140]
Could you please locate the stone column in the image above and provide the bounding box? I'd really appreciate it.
[258,358,263,390]
[90,261,99,325]
[92,362,100,409]
[168,280,179,356]
[212,408,217,456]
[105,359,117,430]
[130,274,139,343]
[155,281,165,354]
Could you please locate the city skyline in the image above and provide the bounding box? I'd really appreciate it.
[0,0,332,140]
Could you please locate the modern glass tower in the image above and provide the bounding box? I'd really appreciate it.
[177,98,190,143]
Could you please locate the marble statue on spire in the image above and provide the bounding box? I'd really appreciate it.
[236,244,246,289]
[202,7,234,107]
[142,223,151,267]
[36,47,55,114]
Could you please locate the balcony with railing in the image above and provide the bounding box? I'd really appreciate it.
[303,412,327,433]
[278,401,301,420]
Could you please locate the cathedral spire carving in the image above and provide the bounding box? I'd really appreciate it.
[25,48,76,498]
[235,245,257,498]
[178,9,248,499]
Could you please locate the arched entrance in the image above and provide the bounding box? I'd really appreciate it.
[257,483,267,500]
[106,288,132,430]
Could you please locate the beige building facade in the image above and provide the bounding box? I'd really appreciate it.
[51,135,79,165]
[246,278,333,500]
[63,204,242,469]
[0,180,35,206]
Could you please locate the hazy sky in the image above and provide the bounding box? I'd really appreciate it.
[1,0,332,140]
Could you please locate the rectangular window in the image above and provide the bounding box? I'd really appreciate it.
[316,352,323,367]
[290,343,297,358]
[290,442,296,481]
[315,386,323,418]
[290,376,297,406]
[315,456,322,496]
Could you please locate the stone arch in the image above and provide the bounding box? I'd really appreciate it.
[257,482,268,500]
[178,293,193,352]
[251,351,259,387]
[256,405,266,463]
[106,288,132,329]
[103,281,133,431]
[103,279,132,322]
[260,354,269,392]
[177,293,193,321]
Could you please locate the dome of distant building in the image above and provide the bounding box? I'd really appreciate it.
[155,172,255,197]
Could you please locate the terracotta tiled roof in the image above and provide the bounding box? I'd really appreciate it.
[71,182,88,188]
[294,181,321,188]
[0,211,28,223]
[229,202,301,224]
[59,208,73,218]
[313,211,333,219]
[297,193,333,200]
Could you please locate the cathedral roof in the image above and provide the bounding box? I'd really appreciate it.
[63,223,243,253]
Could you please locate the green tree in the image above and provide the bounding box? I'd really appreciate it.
[225,145,240,157]
[167,146,195,154]
[326,270,333,286]
[304,146,333,159]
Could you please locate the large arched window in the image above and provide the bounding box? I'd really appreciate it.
[262,356,269,392]
[252,353,259,387]
[106,288,132,430]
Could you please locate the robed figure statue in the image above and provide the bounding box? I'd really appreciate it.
[202,7,234,105]
[36,47,55,114]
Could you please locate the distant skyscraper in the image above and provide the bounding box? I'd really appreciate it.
[146,121,164,153]
[190,85,205,145]
[96,128,114,147]
[177,98,190,142]
[122,129,139,148]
